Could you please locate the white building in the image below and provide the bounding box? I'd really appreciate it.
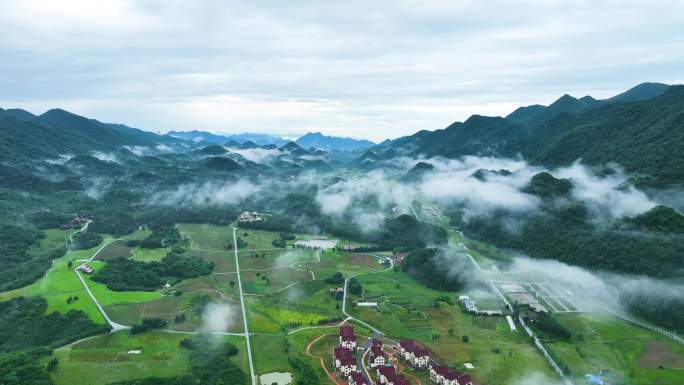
[333,347,357,377]
[368,339,386,368]
[397,340,430,369]
[339,324,357,350]
[429,365,473,385]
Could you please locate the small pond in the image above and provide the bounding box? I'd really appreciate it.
[259,372,293,385]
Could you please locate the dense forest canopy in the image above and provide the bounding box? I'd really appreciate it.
[0,297,108,353]
[456,201,684,279]
[92,253,214,291]
[402,248,468,291]
[0,225,65,291]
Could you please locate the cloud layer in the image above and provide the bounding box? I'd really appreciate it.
[2,1,683,140]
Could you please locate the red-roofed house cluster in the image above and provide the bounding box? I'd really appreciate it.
[429,364,473,385]
[333,346,358,377]
[348,372,369,385]
[377,366,410,385]
[396,340,430,369]
[369,339,386,368]
[333,325,368,385]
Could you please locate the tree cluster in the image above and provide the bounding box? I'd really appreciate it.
[402,248,466,291]
[92,253,213,291]
[0,296,109,354]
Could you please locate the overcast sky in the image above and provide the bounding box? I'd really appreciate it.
[1,0,683,141]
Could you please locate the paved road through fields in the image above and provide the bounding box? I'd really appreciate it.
[233,227,257,385]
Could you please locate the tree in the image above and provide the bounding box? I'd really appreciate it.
[324,272,344,285]
[348,278,363,295]
[46,357,59,372]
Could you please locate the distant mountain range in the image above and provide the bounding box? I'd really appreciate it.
[167,131,289,146]
[368,82,684,187]
[168,130,374,152]
[295,132,375,151]
[2,82,682,187]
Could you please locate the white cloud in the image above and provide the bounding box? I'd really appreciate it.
[1,1,683,141]
[225,146,281,164]
[90,151,119,163]
[555,162,657,219]
[123,145,149,156]
[147,179,260,206]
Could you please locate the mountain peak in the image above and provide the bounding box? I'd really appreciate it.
[607,82,670,103]
[38,108,90,125]
[3,108,36,121]
[551,94,579,105]
[280,141,303,151]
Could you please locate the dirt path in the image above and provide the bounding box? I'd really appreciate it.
[305,333,345,385]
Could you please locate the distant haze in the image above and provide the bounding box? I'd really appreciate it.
[1,1,683,141]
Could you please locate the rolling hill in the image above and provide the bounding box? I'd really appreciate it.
[0,108,182,161]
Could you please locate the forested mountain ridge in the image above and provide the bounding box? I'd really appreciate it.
[506,82,668,126]
[369,83,683,187]
[516,85,684,187]
[0,108,182,160]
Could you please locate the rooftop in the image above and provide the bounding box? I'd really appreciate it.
[398,339,429,357]
[349,372,368,385]
[334,346,355,366]
[432,365,462,380]
[340,324,356,338]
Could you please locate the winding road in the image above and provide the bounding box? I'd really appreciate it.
[74,237,130,331]
[341,257,394,336]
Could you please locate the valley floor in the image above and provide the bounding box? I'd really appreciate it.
[1,222,683,385]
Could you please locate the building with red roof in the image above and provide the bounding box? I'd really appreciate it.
[376,366,410,385]
[369,339,386,368]
[339,324,357,350]
[397,340,430,369]
[348,372,369,385]
[429,364,472,385]
[333,346,357,377]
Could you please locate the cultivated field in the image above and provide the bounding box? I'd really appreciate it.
[48,331,249,385]
[350,269,557,384]
[545,313,684,385]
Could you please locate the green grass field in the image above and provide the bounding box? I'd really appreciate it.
[239,248,316,270]
[178,223,233,250]
[251,334,291,374]
[542,313,684,385]
[239,229,282,250]
[308,250,386,280]
[95,240,133,260]
[246,280,344,333]
[130,247,169,262]
[185,249,236,272]
[48,331,249,385]
[241,268,313,295]
[49,331,190,385]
